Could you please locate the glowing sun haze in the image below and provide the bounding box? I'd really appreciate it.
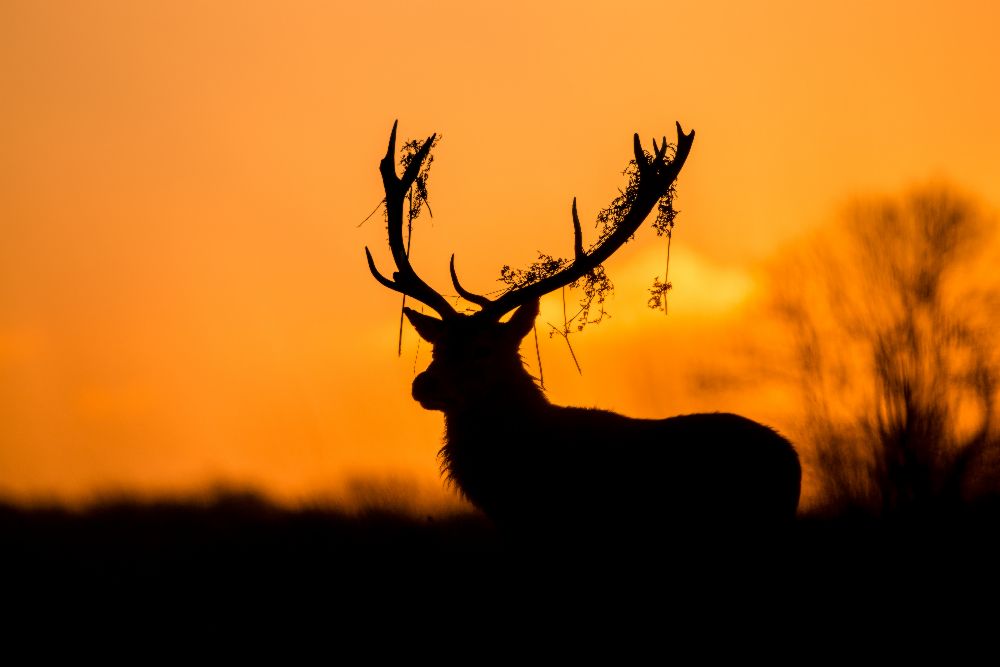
[1,0,998,504]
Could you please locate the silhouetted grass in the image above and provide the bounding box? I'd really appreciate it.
[2,490,495,576]
[5,487,1000,599]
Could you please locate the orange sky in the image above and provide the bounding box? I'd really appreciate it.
[2,0,998,506]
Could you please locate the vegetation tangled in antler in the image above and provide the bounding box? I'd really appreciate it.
[498,143,681,333]
[396,136,439,224]
[499,256,611,331]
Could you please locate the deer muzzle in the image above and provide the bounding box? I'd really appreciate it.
[411,371,447,411]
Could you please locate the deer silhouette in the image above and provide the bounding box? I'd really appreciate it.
[365,121,801,540]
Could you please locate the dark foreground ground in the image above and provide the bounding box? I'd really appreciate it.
[5,491,1000,627]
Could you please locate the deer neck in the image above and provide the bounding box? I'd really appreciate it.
[442,365,548,433]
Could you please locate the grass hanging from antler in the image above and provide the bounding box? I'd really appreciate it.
[532,322,545,390]
[647,183,677,314]
[550,286,583,375]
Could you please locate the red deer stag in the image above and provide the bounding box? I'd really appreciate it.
[365,121,801,539]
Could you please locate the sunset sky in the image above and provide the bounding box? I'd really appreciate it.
[2,1,998,507]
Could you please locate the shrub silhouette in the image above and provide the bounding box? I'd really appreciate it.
[767,182,1000,516]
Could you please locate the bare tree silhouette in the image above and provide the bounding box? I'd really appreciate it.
[767,183,1000,516]
[364,121,801,541]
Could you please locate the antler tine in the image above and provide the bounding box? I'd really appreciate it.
[445,195,586,312]
[449,255,493,308]
[474,122,695,321]
[572,198,584,259]
[366,120,457,318]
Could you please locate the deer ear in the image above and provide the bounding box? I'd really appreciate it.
[504,299,540,341]
[404,307,445,343]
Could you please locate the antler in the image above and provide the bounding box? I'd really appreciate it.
[365,121,458,319]
[453,122,695,321]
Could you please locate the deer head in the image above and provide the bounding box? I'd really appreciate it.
[365,121,695,413]
[402,299,540,412]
